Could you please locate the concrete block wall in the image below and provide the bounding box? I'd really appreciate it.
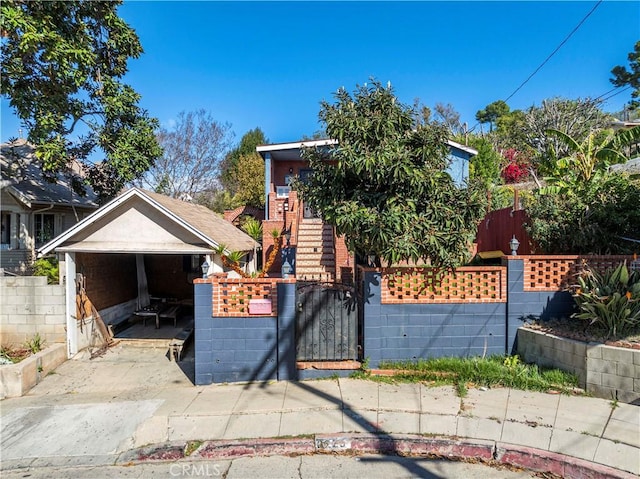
[517,327,587,385]
[195,281,292,385]
[0,276,66,345]
[505,258,576,352]
[585,343,639,404]
[362,270,507,368]
[517,328,640,404]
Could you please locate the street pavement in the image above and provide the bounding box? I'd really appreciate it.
[1,344,638,478]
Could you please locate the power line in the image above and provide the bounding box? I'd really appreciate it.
[599,86,631,104]
[504,0,603,103]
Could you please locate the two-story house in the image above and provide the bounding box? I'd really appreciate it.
[256,138,477,283]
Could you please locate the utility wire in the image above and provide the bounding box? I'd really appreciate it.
[504,0,603,103]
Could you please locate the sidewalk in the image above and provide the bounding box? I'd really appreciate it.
[1,344,638,477]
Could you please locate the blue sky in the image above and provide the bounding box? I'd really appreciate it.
[1,1,639,145]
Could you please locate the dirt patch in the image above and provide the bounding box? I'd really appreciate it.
[523,319,640,350]
[0,346,32,364]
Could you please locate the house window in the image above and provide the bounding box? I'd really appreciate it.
[34,213,55,247]
[276,186,291,198]
[1,213,10,249]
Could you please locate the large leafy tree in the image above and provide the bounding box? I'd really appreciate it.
[139,110,234,200]
[219,127,267,195]
[297,80,486,268]
[611,41,640,110]
[1,0,162,202]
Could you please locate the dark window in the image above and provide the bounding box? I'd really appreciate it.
[34,213,55,247]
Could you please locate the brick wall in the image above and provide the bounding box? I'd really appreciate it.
[334,235,353,283]
[145,254,195,300]
[380,266,506,304]
[76,253,137,310]
[0,276,66,345]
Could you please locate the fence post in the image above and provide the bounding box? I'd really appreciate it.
[505,257,525,355]
[194,280,213,385]
[277,281,297,380]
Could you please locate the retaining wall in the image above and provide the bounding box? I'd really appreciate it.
[0,343,67,398]
[517,327,640,404]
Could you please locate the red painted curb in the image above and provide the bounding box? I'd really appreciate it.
[194,437,316,459]
[495,443,637,479]
[119,434,637,478]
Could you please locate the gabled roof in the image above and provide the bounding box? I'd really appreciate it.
[256,137,477,160]
[39,188,259,256]
[0,140,98,209]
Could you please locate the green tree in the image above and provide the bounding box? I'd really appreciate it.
[220,128,268,194]
[1,0,162,202]
[475,100,510,132]
[233,152,265,207]
[611,41,640,109]
[297,80,486,268]
[524,126,640,254]
[140,110,234,200]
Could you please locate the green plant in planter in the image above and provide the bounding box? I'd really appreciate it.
[572,261,640,339]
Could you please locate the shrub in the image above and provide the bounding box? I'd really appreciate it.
[572,261,640,339]
[32,257,59,284]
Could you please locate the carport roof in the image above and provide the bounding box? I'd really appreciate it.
[39,187,260,256]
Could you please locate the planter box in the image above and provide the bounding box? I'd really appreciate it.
[0,343,67,398]
[517,327,640,404]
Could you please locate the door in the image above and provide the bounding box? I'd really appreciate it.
[296,283,358,361]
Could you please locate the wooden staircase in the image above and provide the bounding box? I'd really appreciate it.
[295,220,335,282]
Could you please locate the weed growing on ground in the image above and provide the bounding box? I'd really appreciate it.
[366,355,579,394]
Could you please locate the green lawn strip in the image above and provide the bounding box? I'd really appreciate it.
[365,355,579,394]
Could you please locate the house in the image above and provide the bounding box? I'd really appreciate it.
[38,187,260,355]
[0,139,99,273]
[256,138,477,282]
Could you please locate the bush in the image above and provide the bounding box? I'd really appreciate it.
[32,257,59,284]
[572,261,640,339]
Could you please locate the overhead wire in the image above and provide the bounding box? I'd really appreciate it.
[503,0,604,103]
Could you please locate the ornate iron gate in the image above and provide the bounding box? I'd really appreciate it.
[296,283,358,361]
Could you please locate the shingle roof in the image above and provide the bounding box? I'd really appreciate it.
[0,140,98,208]
[135,189,259,253]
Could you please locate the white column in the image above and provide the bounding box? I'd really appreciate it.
[65,252,78,358]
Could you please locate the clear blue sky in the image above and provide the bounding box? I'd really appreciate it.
[1,1,639,145]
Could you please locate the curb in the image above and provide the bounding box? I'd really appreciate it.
[120,433,637,479]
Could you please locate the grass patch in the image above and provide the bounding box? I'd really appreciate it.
[372,355,579,394]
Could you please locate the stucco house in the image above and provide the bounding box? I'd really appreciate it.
[256,138,477,282]
[39,187,260,355]
[1,139,99,273]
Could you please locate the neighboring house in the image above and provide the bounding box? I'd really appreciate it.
[1,139,99,273]
[256,138,477,282]
[38,187,260,355]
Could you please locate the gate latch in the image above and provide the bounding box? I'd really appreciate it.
[297,302,303,312]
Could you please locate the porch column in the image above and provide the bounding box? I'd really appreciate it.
[264,152,271,220]
[65,252,78,358]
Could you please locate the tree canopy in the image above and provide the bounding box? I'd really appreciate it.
[140,109,233,200]
[297,80,486,268]
[611,41,640,110]
[219,127,267,195]
[1,0,162,202]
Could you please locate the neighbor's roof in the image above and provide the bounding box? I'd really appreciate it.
[0,139,98,209]
[39,187,259,256]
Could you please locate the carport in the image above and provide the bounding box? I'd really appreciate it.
[39,188,260,358]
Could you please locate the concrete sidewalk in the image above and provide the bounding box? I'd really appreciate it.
[1,344,638,477]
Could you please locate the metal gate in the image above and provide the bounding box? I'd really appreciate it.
[296,283,358,361]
